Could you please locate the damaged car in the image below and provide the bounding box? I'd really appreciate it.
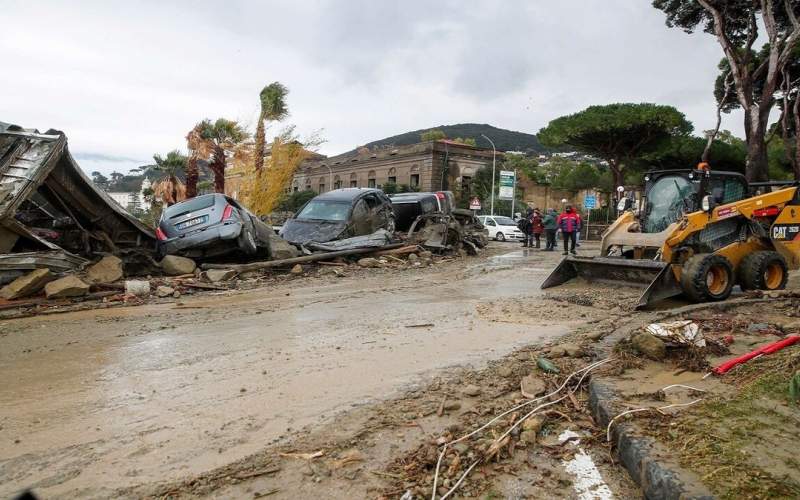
[389,191,454,232]
[156,193,273,259]
[280,188,394,246]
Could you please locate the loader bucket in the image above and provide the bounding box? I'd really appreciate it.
[540,256,683,309]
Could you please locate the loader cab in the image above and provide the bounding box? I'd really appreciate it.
[641,169,747,234]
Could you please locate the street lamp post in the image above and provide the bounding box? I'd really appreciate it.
[480,134,497,215]
[325,164,333,192]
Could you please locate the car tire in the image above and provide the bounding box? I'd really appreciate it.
[739,251,788,291]
[680,253,734,303]
[496,232,505,242]
[238,225,258,255]
[386,214,396,234]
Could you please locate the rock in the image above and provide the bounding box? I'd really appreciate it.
[44,275,90,299]
[172,290,182,298]
[587,331,604,341]
[265,232,300,260]
[520,375,546,398]
[1,268,55,300]
[443,401,461,411]
[160,255,196,276]
[290,264,303,275]
[520,430,538,445]
[86,255,124,284]
[204,269,237,282]
[462,384,481,397]
[497,366,513,378]
[522,415,545,434]
[747,323,770,333]
[419,250,433,260]
[631,332,666,361]
[125,280,151,297]
[155,285,175,298]
[358,257,380,268]
[549,343,583,358]
[408,253,419,262]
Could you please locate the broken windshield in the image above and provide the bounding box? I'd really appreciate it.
[296,200,350,221]
[644,175,694,233]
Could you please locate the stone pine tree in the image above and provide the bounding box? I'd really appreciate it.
[653,0,800,181]
[254,82,290,172]
[538,103,693,188]
[152,150,188,206]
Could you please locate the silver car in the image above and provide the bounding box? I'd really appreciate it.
[156,194,270,258]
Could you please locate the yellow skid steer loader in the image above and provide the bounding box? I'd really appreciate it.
[542,165,800,308]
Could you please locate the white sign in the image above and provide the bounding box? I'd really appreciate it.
[469,197,481,210]
[498,170,515,200]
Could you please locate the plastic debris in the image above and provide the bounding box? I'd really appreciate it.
[537,357,560,373]
[712,336,800,375]
[645,320,705,347]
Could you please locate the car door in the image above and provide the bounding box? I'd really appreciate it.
[351,198,371,235]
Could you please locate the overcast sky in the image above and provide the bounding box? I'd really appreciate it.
[2,0,742,176]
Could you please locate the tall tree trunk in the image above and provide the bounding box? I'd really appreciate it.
[746,105,771,182]
[185,156,199,198]
[210,144,226,193]
[794,90,800,179]
[609,160,624,191]
[254,111,266,172]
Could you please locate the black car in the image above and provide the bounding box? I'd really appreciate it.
[389,191,454,231]
[280,188,395,245]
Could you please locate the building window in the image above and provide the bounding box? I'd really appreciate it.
[349,172,357,188]
[388,176,396,184]
[319,183,325,193]
[350,180,357,187]
[368,179,376,188]
[305,185,311,191]
[335,180,342,189]
[387,167,397,185]
[410,174,419,188]
[461,176,472,194]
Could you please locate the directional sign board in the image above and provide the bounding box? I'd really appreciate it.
[584,195,597,210]
[498,170,515,200]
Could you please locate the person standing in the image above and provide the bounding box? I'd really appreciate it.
[518,208,533,247]
[556,205,581,255]
[531,209,544,249]
[543,208,558,251]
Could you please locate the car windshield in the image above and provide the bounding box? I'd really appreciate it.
[644,175,694,233]
[296,200,350,221]
[493,217,516,226]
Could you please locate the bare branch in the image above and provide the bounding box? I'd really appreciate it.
[703,71,734,162]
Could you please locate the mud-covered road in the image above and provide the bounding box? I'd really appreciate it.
[0,242,628,498]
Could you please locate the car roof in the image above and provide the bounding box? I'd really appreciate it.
[389,192,437,201]
[314,188,382,202]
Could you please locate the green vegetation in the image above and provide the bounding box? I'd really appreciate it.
[420,129,446,141]
[197,118,249,193]
[277,189,316,212]
[365,123,545,153]
[255,82,290,172]
[538,103,693,188]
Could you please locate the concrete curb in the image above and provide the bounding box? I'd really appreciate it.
[588,379,714,500]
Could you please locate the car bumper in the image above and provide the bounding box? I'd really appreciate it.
[504,232,525,240]
[160,221,242,254]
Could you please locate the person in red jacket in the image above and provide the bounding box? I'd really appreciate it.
[531,209,544,248]
[556,205,581,255]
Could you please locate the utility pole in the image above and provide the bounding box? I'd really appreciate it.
[510,168,516,217]
[481,134,496,215]
[325,164,333,191]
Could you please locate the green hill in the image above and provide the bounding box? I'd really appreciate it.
[362,123,545,153]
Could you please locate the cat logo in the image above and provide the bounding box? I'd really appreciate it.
[773,225,800,241]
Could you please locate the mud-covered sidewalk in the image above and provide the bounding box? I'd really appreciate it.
[0,242,635,498]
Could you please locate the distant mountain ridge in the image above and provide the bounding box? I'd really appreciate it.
[361,123,545,153]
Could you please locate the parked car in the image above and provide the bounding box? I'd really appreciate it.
[280,188,394,245]
[477,215,525,242]
[389,191,454,231]
[156,193,273,258]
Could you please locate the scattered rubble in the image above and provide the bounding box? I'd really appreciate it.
[124,280,151,297]
[0,268,54,299]
[161,255,197,276]
[631,331,666,360]
[86,255,124,284]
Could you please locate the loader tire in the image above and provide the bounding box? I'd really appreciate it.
[739,251,788,291]
[680,253,734,303]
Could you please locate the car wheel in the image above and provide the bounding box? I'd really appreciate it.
[238,225,258,255]
[496,232,505,242]
[386,214,396,234]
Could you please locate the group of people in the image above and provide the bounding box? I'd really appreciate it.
[516,206,582,255]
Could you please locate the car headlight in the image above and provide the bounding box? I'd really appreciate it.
[701,195,711,212]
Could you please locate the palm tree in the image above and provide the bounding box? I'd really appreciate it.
[198,118,248,193]
[152,150,188,206]
[185,123,211,198]
[254,82,289,172]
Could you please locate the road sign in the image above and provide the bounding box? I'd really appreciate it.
[498,170,515,200]
[584,195,597,210]
[469,197,481,210]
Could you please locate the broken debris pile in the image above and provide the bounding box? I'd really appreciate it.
[0,122,155,286]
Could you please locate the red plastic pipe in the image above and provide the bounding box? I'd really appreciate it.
[712,336,800,375]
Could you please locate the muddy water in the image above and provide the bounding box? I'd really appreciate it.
[0,244,575,498]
